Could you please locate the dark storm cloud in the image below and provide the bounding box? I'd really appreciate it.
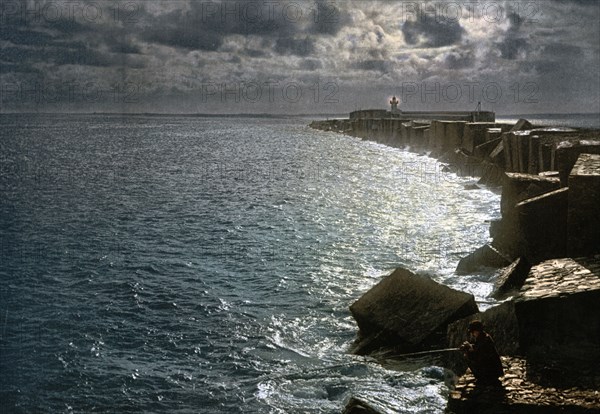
[0,42,138,68]
[244,49,267,58]
[497,38,528,60]
[47,17,88,34]
[351,60,389,73]
[0,63,42,74]
[299,59,322,70]
[0,3,141,73]
[274,37,315,56]
[140,1,349,56]
[549,0,599,6]
[0,27,54,46]
[496,12,528,60]
[401,14,465,48]
[52,48,113,67]
[109,41,142,55]
[143,23,223,51]
[542,43,584,59]
[530,43,584,74]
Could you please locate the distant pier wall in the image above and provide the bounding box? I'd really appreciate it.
[349,110,495,123]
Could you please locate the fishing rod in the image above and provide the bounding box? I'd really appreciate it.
[374,347,461,360]
[236,348,462,386]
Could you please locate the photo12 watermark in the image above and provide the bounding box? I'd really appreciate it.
[197,81,339,104]
[398,81,539,105]
[0,1,142,24]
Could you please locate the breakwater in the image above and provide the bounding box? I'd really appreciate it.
[310,116,600,413]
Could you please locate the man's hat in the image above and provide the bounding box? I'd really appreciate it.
[468,320,484,332]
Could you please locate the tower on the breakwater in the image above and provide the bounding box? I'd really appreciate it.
[350,96,495,122]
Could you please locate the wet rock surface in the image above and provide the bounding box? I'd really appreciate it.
[349,268,478,355]
[447,357,600,414]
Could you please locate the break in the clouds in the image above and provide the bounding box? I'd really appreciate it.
[0,0,599,114]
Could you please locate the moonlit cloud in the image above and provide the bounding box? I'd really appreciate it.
[0,0,598,114]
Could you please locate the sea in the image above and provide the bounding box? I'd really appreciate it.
[0,113,594,413]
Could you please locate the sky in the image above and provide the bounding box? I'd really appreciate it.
[1,0,599,115]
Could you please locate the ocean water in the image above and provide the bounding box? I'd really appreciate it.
[0,114,502,413]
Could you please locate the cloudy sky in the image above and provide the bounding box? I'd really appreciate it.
[1,0,599,114]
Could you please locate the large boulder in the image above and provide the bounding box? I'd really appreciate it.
[349,268,478,355]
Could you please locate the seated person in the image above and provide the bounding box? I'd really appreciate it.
[460,320,504,385]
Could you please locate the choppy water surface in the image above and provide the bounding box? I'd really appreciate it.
[0,114,501,413]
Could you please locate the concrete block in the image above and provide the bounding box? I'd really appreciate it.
[349,267,478,355]
[502,134,513,171]
[455,243,512,274]
[430,120,446,153]
[448,148,484,177]
[516,187,569,263]
[510,131,531,173]
[567,153,600,257]
[399,123,410,146]
[485,127,503,143]
[409,126,429,150]
[555,141,600,186]
[492,174,562,257]
[500,173,561,218]
[477,161,505,187]
[475,137,502,160]
[461,122,497,154]
[539,143,553,172]
[527,135,540,174]
[492,257,531,299]
[509,118,534,132]
[515,257,600,364]
[442,121,467,152]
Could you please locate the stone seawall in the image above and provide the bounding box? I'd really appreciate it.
[310,117,600,414]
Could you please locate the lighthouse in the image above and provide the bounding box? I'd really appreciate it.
[390,96,400,117]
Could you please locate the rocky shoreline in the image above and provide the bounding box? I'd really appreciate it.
[309,117,600,413]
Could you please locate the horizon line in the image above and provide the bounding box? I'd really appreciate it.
[1,111,599,117]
